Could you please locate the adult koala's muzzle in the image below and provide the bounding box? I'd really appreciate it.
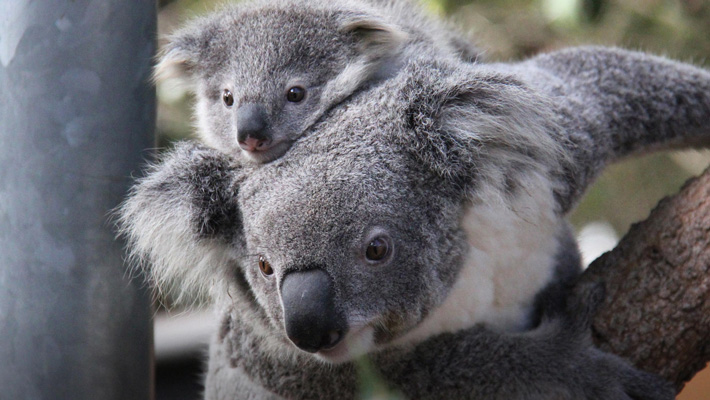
[280,268,347,353]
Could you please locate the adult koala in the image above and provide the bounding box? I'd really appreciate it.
[119,47,710,399]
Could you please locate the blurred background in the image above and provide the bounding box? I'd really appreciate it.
[152,0,710,399]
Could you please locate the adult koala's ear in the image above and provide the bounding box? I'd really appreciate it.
[397,61,567,199]
[117,142,243,304]
[320,12,409,108]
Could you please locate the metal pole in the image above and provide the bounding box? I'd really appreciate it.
[0,1,155,399]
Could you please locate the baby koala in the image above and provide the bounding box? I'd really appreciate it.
[156,0,479,162]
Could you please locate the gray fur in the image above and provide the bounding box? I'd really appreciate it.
[116,47,710,398]
[156,0,480,162]
[506,47,710,212]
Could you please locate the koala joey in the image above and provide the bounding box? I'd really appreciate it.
[118,47,710,399]
[156,0,479,163]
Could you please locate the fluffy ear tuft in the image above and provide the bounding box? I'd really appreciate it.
[396,62,569,200]
[153,23,215,84]
[339,13,409,60]
[153,41,197,83]
[316,13,409,117]
[116,142,243,306]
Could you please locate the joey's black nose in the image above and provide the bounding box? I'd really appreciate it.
[280,268,347,353]
[236,103,271,151]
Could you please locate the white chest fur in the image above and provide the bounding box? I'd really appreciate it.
[394,173,562,345]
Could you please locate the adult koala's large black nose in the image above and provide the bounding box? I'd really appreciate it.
[236,103,271,152]
[280,269,347,353]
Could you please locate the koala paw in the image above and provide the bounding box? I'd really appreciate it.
[515,280,675,400]
[572,348,675,400]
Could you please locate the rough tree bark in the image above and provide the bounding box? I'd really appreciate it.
[577,167,710,393]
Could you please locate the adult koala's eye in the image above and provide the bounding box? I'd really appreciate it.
[258,255,273,277]
[286,86,306,103]
[222,89,234,107]
[365,236,391,262]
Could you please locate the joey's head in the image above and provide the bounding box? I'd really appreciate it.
[156,0,408,163]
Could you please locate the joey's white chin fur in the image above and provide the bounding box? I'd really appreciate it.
[240,140,294,163]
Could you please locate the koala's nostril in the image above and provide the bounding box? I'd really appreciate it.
[323,330,342,349]
[239,136,272,152]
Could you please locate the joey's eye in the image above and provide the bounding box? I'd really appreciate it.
[258,255,273,277]
[286,86,306,103]
[223,89,234,107]
[365,237,391,262]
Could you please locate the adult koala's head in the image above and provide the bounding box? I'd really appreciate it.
[121,58,566,363]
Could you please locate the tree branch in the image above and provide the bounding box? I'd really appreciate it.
[577,167,710,392]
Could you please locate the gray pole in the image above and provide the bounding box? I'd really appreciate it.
[0,1,155,399]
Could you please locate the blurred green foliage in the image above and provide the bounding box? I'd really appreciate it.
[355,357,406,400]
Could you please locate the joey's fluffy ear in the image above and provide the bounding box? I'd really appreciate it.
[154,36,198,83]
[339,13,409,61]
[153,20,219,84]
[396,62,567,199]
[318,13,409,110]
[117,142,243,305]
